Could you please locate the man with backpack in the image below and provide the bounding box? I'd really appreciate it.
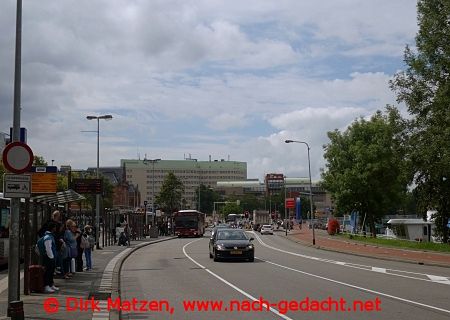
[37,221,59,293]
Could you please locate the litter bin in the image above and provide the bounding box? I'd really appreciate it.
[150,226,159,238]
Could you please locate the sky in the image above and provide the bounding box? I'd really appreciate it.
[0,0,419,181]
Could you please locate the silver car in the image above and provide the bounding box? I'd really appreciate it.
[260,224,274,235]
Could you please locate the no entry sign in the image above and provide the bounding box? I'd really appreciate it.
[2,141,34,174]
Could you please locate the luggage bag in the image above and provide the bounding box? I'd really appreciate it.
[29,265,45,293]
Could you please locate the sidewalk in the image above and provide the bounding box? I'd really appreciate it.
[278,227,450,268]
[0,236,175,320]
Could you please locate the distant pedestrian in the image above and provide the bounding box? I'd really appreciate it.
[82,225,94,270]
[63,219,79,279]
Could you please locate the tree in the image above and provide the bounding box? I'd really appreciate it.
[155,172,184,215]
[390,0,450,243]
[321,108,408,237]
[57,174,68,192]
[33,155,47,166]
[240,194,264,213]
[221,202,242,219]
[194,184,221,214]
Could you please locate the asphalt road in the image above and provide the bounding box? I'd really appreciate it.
[119,230,450,320]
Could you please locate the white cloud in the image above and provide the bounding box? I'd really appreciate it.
[207,113,247,131]
[0,0,418,181]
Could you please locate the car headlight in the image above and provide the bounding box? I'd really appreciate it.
[247,244,254,249]
[216,244,225,250]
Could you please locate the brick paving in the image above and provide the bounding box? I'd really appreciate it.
[283,226,450,267]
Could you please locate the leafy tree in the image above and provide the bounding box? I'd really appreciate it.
[390,0,450,243]
[194,184,221,214]
[57,174,68,192]
[321,108,408,237]
[221,202,242,219]
[155,172,184,215]
[33,155,47,166]
[240,194,264,213]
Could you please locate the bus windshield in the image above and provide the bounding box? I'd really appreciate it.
[175,216,198,228]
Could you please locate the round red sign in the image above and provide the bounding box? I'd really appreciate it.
[2,141,34,174]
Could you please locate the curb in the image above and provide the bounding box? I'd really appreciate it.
[280,234,450,269]
[110,237,178,320]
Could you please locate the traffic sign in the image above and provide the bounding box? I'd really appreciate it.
[2,141,33,174]
[3,174,31,198]
[285,198,295,209]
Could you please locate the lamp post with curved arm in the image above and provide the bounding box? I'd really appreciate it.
[285,139,315,245]
[86,114,113,249]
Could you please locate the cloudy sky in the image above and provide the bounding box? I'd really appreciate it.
[0,0,418,181]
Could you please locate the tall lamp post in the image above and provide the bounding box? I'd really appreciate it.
[87,114,113,249]
[285,139,315,245]
[284,176,288,236]
[198,183,201,212]
[144,159,160,225]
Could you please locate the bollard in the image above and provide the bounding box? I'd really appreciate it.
[7,300,24,320]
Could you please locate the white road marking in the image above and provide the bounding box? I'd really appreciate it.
[427,275,450,285]
[0,271,24,294]
[183,239,293,320]
[253,231,450,285]
[259,257,450,315]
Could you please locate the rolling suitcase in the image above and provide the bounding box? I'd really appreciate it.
[29,265,45,293]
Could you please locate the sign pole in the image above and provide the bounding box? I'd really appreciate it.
[8,0,23,316]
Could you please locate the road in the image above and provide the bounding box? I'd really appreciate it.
[119,230,450,320]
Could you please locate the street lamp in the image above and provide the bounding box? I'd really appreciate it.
[143,200,148,226]
[144,159,160,225]
[285,139,315,245]
[198,183,202,212]
[284,175,287,236]
[86,114,113,249]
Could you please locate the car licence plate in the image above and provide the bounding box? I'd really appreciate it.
[230,250,242,254]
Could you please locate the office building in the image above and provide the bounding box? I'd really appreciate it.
[121,158,247,209]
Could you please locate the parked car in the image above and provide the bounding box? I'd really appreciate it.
[260,224,274,235]
[209,228,254,262]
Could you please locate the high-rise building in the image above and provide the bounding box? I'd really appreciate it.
[121,158,247,208]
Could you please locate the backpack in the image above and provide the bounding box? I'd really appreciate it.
[87,235,95,248]
[80,235,89,249]
[35,235,48,256]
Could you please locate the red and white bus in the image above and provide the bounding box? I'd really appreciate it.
[173,210,205,237]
